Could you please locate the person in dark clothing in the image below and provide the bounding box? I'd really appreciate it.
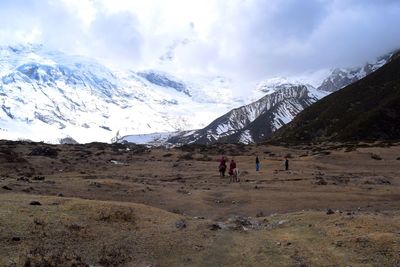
[256,156,260,171]
[219,156,227,177]
[284,158,289,171]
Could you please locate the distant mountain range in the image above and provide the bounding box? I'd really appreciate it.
[0,44,241,143]
[0,44,396,145]
[272,51,400,143]
[155,52,393,145]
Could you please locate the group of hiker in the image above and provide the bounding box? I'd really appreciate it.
[218,156,236,177]
[218,154,289,178]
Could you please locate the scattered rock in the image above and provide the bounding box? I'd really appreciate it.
[2,185,12,190]
[209,223,222,231]
[278,220,288,226]
[110,160,124,165]
[175,220,186,229]
[57,193,64,197]
[11,236,21,242]
[177,189,190,194]
[370,153,382,160]
[315,178,327,185]
[17,176,30,182]
[29,201,42,206]
[364,178,391,185]
[67,222,84,231]
[326,208,335,215]
[33,176,45,181]
[334,240,343,247]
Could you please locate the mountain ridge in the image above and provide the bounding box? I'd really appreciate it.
[271,51,400,143]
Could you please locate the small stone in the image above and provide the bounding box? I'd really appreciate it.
[33,176,45,181]
[29,201,41,206]
[57,193,64,197]
[334,240,343,247]
[175,220,186,229]
[326,208,335,215]
[209,223,222,231]
[278,220,288,225]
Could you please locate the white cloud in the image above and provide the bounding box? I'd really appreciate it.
[0,0,399,95]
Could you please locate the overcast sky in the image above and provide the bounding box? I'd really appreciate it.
[1,0,400,89]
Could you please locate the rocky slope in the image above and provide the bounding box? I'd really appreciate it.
[272,51,400,143]
[168,81,327,144]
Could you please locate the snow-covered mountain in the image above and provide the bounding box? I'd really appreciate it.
[162,51,394,145]
[167,81,327,144]
[317,53,391,92]
[0,44,240,143]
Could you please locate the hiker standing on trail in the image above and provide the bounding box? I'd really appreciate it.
[229,159,237,176]
[256,156,260,171]
[219,156,227,177]
[284,158,289,171]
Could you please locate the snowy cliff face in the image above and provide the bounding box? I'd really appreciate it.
[317,53,391,92]
[0,44,239,143]
[167,81,328,145]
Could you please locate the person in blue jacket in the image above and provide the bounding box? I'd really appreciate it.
[256,155,260,171]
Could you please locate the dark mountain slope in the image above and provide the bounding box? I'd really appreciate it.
[272,52,400,143]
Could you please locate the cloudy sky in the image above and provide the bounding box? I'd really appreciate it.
[1,0,400,89]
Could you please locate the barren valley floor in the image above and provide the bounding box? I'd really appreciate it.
[1,141,399,266]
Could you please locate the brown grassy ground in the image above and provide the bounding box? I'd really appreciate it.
[0,141,399,266]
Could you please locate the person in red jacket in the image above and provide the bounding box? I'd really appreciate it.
[228,159,236,176]
[229,159,238,182]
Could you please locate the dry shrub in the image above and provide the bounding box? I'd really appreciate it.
[197,154,213,161]
[23,248,89,267]
[178,153,193,161]
[97,207,136,223]
[99,244,133,267]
